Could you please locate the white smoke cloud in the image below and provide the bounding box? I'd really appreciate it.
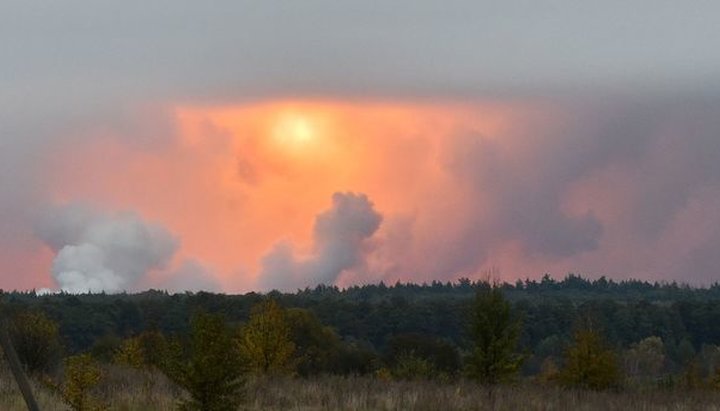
[36,204,178,293]
[260,192,382,291]
[52,243,120,293]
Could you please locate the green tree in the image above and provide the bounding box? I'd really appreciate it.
[238,300,295,375]
[286,308,341,376]
[559,327,621,390]
[466,285,523,385]
[11,310,63,374]
[163,312,244,411]
[90,334,121,363]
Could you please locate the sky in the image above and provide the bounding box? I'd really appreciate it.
[3,1,720,292]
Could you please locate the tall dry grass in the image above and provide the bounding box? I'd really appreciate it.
[245,376,720,411]
[0,364,719,410]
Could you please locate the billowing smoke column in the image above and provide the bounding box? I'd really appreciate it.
[35,204,178,293]
[260,192,382,291]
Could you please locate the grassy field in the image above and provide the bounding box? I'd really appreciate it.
[1,365,720,411]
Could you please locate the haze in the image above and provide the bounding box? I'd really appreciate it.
[3,1,720,292]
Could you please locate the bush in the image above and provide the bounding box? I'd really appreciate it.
[392,351,436,380]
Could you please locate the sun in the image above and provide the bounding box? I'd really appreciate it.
[273,114,318,147]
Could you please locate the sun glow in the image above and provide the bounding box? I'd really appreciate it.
[273,114,318,147]
[51,99,549,290]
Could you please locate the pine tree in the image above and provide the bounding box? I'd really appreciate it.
[164,312,245,411]
[466,285,523,385]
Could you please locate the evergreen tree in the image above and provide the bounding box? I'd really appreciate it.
[466,285,523,384]
[164,312,245,411]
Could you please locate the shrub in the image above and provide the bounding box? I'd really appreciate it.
[392,351,436,380]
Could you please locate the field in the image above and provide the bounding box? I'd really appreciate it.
[1,365,719,411]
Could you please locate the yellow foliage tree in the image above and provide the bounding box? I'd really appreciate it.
[113,330,167,371]
[114,337,144,369]
[238,300,295,375]
[11,310,63,374]
[559,328,621,390]
[55,354,105,411]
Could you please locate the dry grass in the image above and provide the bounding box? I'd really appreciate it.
[0,365,719,410]
[245,377,720,411]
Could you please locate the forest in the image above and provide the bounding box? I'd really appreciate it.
[2,274,720,410]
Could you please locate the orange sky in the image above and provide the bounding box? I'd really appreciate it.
[7,3,720,293]
[45,99,555,290]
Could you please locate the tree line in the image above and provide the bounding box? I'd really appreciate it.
[2,274,720,409]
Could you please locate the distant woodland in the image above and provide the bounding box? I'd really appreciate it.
[2,274,720,409]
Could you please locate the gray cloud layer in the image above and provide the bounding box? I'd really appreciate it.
[367,98,720,284]
[4,1,720,108]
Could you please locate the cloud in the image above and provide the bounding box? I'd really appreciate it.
[9,97,720,292]
[0,1,719,292]
[35,204,178,293]
[4,1,720,106]
[50,99,720,288]
[260,192,382,291]
[442,129,605,257]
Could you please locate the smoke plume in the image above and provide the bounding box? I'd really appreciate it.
[260,192,382,291]
[36,204,178,293]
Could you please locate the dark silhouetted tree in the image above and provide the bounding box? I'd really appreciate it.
[11,309,63,374]
[164,312,244,411]
[466,285,523,385]
[286,308,341,376]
